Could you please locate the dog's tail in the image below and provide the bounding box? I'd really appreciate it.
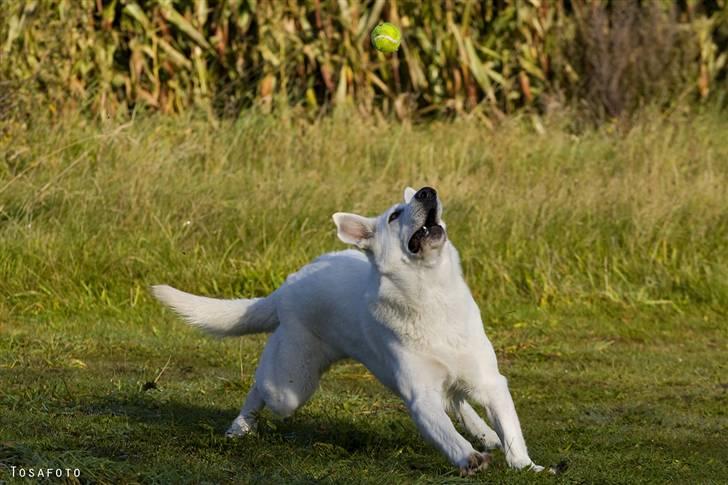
[151,285,278,337]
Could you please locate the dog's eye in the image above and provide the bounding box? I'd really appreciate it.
[388,210,402,223]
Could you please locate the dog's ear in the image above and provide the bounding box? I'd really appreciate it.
[404,187,416,203]
[332,213,375,249]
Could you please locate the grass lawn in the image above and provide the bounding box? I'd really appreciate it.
[1,110,727,483]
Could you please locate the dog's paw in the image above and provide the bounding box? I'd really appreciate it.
[548,460,569,475]
[477,430,502,451]
[224,426,249,438]
[529,460,568,474]
[225,416,254,438]
[459,452,492,477]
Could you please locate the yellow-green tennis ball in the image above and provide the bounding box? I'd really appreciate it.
[371,22,401,53]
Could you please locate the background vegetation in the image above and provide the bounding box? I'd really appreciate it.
[2,0,727,123]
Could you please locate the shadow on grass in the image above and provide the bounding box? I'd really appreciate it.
[81,391,427,458]
[69,392,453,480]
[6,386,728,482]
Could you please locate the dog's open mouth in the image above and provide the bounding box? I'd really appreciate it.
[408,208,445,253]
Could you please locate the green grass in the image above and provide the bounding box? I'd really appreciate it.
[1,110,727,484]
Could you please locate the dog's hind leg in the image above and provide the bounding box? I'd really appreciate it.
[453,400,502,451]
[227,326,334,436]
[253,324,337,418]
[226,384,265,437]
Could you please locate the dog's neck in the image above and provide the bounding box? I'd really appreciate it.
[371,242,469,314]
[366,243,480,344]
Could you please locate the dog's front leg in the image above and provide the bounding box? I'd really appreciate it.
[405,389,492,475]
[472,374,543,471]
[393,357,490,476]
[454,399,502,450]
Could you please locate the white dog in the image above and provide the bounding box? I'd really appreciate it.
[153,186,545,475]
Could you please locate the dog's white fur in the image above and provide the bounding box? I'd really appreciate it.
[153,187,544,475]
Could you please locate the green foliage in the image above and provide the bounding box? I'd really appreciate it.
[1,1,726,121]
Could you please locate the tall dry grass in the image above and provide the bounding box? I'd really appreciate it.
[1,1,726,122]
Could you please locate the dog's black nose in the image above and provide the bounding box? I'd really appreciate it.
[415,187,437,201]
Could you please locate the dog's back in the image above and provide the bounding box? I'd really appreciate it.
[275,249,374,347]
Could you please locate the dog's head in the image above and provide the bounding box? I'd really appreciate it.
[332,186,448,269]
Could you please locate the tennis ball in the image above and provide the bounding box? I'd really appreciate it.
[371,22,401,54]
